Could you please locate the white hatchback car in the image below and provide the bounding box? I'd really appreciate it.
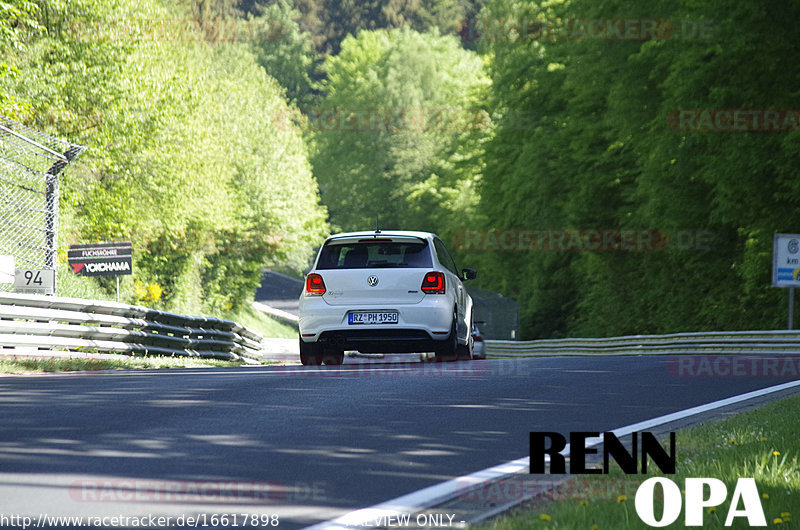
[298,230,476,365]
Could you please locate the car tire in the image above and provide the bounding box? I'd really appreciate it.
[299,337,323,366]
[434,314,459,363]
[300,353,323,366]
[322,350,344,365]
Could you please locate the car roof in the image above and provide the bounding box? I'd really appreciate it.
[324,230,438,242]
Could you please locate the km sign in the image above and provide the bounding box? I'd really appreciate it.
[68,241,132,277]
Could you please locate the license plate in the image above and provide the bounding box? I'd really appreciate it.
[348,311,399,325]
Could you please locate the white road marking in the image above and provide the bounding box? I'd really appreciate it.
[304,379,800,529]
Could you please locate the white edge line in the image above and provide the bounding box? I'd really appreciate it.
[304,456,531,529]
[304,379,800,529]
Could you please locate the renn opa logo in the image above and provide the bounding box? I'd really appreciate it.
[529,432,767,527]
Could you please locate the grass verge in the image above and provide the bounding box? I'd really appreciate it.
[55,265,297,339]
[0,355,250,374]
[223,302,298,339]
[478,393,800,529]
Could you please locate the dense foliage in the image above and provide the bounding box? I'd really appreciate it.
[1,0,327,313]
[474,0,800,337]
[249,0,485,55]
[310,27,488,234]
[2,0,796,337]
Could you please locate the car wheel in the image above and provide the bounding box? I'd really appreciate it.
[299,337,323,366]
[434,314,459,363]
[322,350,344,365]
[300,353,323,366]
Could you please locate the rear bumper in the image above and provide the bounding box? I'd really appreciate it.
[298,297,454,347]
[312,329,449,354]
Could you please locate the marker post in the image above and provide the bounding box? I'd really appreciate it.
[772,234,800,330]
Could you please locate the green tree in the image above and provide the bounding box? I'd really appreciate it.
[475,0,800,338]
[252,0,484,56]
[2,0,328,312]
[302,0,423,55]
[251,0,320,108]
[0,0,40,48]
[311,27,487,233]
[1,0,41,112]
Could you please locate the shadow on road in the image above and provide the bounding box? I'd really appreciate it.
[0,362,534,527]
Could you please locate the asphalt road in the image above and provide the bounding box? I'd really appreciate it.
[255,271,303,316]
[0,356,797,529]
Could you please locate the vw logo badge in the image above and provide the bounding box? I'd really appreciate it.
[367,275,379,286]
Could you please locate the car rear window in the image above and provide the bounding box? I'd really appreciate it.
[316,240,433,269]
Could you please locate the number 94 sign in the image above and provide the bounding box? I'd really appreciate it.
[14,269,55,295]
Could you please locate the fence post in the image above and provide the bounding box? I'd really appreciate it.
[0,117,85,295]
[44,145,83,294]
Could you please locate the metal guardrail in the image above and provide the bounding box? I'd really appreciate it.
[0,292,265,361]
[486,330,800,357]
[252,301,299,328]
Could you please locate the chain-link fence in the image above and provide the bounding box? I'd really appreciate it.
[0,115,85,292]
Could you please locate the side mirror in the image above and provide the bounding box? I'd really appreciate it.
[461,268,477,281]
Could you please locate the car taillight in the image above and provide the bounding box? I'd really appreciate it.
[473,334,484,342]
[421,271,445,294]
[305,273,326,296]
